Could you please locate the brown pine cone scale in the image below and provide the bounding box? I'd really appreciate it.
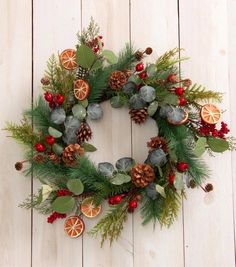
[129,108,148,124]
[147,136,168,153]
[109,71,127,90]
[77,122,92,144]
[62,144,84,166]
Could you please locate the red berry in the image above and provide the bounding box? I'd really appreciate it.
[57,189,71,196]
[44,92,53,102]
[169,173,175,185]
[167,73,179,83]
[178,96,187,106]
[93,47,99,53]
[98,35,103,39]
[35,143,45,152]
[175,87,185,96]
[135,62,144,72]
[49,101,56,109]
[113,195,122,204]
[129,200,138,210]
[177,162,189,172]
[108,197,115,205]
[55,94,64,105]
[102,42,104,47]
[139,71,148,80]
[45,135,55,146]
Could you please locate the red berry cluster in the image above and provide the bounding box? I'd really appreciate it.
[57,189,72,197]
[44,92,64,109]
[108,194,123,205]
[34,135,55,152]
[47,211,66,224]
[135,62,148,80]
[108,194,141,213]
[199,120,230,138]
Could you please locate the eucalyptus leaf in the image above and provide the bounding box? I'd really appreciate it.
[111,173,131,185]
[167,107,186,124]
[79,99,88,108]
[148,149,167,166]
[208,137,229,153]
[115,157,135,172]
[163,94,179,105]
[52,143,64,155]
[66,179,84,195]
[174,173,184,191]
[146,183,158,200]
[98,162,115,177]
[87,103,103,120]
[110,95,124,108]
[83,142,97,152]
[102,49,118,64]
[41,184,53,202]
[50,107,66,124]
[155,184,166,198]
[64,116,80,131]
[48,127,62,138]
[122,81,136,95]
[52,196,75,213]
[72,104,87,120]
[129,94,146,109]
[139,85,156,103]
[148,101,158,116]
[76,44,96,68]
[159,104,173,118]
[128,75,142,84]
[194,137,207,157]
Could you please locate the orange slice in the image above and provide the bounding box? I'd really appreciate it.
[64,216,85,238]
[80,197,102,218]
[74,79,90,100]
[60,49,77,70]
[200,104,221,124]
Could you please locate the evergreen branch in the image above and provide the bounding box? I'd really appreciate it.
[87,44,135,103]
[77,17,100,45]
[185,83,223,103]
[159,188,181,227]
[89,200,128,246]
[45,54,58,86]
[4,118,39,146]
[24,96,51,134]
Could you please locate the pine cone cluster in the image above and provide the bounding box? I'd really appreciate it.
[62,144,84,166]
[147,136,168,153]
[131,163,155,188]
[77,122,92,144]
[109,71,127,90]
[129,108,148,124]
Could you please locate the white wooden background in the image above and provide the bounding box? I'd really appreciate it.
[0,0,236,266]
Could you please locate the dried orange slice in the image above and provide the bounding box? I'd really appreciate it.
[200,104,221,124]
[64,216,85,238]
[80,197,102,218]
[60,49,77,70]
[74,79,90,100]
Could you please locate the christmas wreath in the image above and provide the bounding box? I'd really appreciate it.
[5,19,235,246]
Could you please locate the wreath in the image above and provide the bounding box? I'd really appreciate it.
[5,19,235,246]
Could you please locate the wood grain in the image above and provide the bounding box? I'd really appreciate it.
[0,1,32,266]
[32,1,82,267]
[180,1,235,266]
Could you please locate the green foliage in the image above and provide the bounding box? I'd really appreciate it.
[185,84,223,103]
[89,200,128,246]
[4,118,39,146]
[45,54,58,86]
[24,96,52,135]
[87,44,135,103]
[52,196,75,213]
[159,188,181,227]
[77,17,100,46]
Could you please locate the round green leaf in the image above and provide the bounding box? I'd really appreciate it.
[66,179,84,195]
[148,101,158,116]
[208,137,229,153]
[115,157,135,172]
[48,127,62,138]
[72,104,87,120]
[194,137,207,157]
[83,142,97,152]
[174,173,184,191]
[76,44,96,68]
[52,143,64,155]
[155,184,166,198]
[79,99,88,108]
[111,173,131,185]
[52,196,75,213]
[102,49,118,64]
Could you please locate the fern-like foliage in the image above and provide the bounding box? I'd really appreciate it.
[87,44,135,103]
[185,83,223,103]
[45,54,58,86]
[89,200,128,246]
[4,118,39,146]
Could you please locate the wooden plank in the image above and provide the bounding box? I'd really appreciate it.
[81,1,133,266]
[228,0,236,261]
[130,1,185,266]
[0,1,32,266]
[32,1,82,267]
[179,1,235,266]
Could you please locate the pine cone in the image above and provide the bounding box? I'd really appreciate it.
[109,71,127,90]
[205,183,213,192]
[147,136,168,153]
[33,154,45,164]
[76,66,88,79]
[131,163,155,188]
[49,153,61,164]
[134,50,144,61]
[15,162,23,171]
[62,144,85,166]
[77,122,92,144]
[123,69,132,79]
[41,76,50,85]
[129,108,148,124]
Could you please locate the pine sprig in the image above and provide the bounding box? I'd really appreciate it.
[185,83,223,103]
[4,118,39,146]
[89,200,128,246]
[45,54,58,86]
